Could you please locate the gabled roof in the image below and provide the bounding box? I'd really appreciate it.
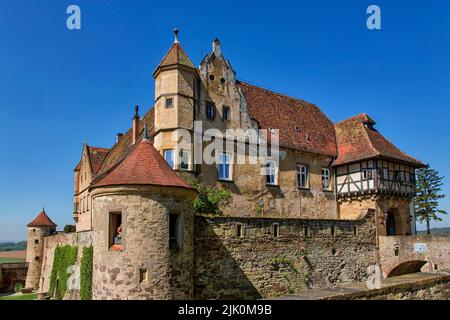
[95,107,155,177]
[27,210,57,228]
[87,146,109,174]
[154,43,195,73]
[91,139,194,190]
[238,81,337,156]
[334,113,424,167]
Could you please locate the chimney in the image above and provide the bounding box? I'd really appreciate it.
[132,105,140,145]
[116,133,123,143]
[212,38,221,57]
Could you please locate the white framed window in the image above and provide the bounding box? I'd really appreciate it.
[265,160,277,186]
[218,152,232,180]
[321,168,331,190]
[297,164,308,188]
[178,149,190,171]
[163,149,174,169]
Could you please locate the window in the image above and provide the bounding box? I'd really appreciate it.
[272,224,279,238]
[169,214,181,250]
[163,149,174,169]
[109,212,123,250]
[35,256,40,261]
[304,226,309,237]
[206,102,215,120]
[265,160,277,185]
[35,239,39,244]
[222,106,230,121]
[165,98,173,108]
[218,153,232,180]
[236,224,243,238]
[330,226,335,236]
[179,149,190,171]
[321,168,331,190]
[362,169,373,180]
[297,164,308,188]
[220,77,226,84]
[209,74,215,81]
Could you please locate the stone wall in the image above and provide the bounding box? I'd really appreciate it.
[0,263,28,293]
[379,235,450,278]
[272,272,450,300]
[39,231,93,294]
[194,209,378,299]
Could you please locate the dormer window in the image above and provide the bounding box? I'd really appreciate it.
[165,98,173,108]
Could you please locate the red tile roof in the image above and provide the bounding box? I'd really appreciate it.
[87,146,109,174]
[334,113,424,166]
[27,210,57,228]
[154,43,195,73]
[92,139,194,190]
[238,81,337,156]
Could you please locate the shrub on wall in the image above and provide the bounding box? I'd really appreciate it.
[184,176,232,215]
[80,246,93,300]
[48,245,78,299]
[63,225,76,233]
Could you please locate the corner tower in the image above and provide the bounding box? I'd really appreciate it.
[152,29,197,171]
[24,209,57,291]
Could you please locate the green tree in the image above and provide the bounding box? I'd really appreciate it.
[415,165,447,234]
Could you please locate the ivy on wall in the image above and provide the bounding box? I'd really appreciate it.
[80,246,93,300]
[48,245,78,299]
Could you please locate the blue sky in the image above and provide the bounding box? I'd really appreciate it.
[0,0,449,241]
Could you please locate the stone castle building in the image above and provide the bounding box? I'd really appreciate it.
[25,30,430,300]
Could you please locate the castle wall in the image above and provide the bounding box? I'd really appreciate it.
[38,231,93,294]
[91,188,195,300]
[194,209,378,299]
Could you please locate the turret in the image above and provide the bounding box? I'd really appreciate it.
[24,208,57,291]
[152,28,196,171]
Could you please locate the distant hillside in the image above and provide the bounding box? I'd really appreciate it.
[417,227,450,236]
[0,241,26,252]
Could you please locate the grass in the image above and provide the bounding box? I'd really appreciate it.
[0,293,37,301]
[0,258,25,263]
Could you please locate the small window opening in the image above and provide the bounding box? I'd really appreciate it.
[35,239,39,244]
[209,74,215,81]
[109,212,123,251]
[304,226,309,237]
[331,249,337,255]
[272,224,279,238]
[206,102,215,120]
[165,98,173,108]
[169,214,181,250]
[220,77,225,84]
[330,226,335,236]
[353,227,357,236]
[236,224,243,238]
[139,269,148,284]
[35,256,40,261]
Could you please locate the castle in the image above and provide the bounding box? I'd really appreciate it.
[24,30,429,300]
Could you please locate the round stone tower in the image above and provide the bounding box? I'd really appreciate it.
[25,209,57,290]
[89,132,197,300]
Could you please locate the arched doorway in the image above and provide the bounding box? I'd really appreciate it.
[387,260,427,277]
[386,209,396,236]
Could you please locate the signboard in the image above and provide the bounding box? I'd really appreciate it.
[413,243,428,253]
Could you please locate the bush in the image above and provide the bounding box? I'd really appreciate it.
[187,178,232,215]
[63,225,76,233]
[13,282,24,293]
[80,246,93,300]
[48,245,78,299]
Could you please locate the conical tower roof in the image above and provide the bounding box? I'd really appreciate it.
[27,209,57,228]
[92,139,194,190]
